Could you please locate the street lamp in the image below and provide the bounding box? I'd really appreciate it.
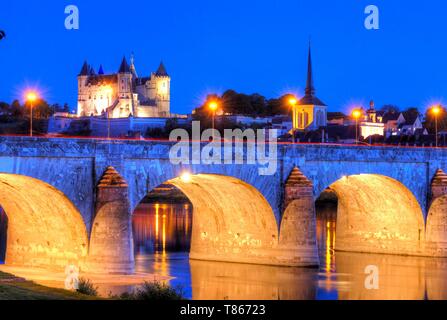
[432,105,442,148]
[104,86,113,140]
[352,109,362,145]
[208,101,219,140]
[289,97,298,143]
[25,91,38,137]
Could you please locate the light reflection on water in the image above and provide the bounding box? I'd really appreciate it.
[129,202,447,300]
[1,202,447,300]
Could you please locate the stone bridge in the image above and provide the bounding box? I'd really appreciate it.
[0,136,447,274]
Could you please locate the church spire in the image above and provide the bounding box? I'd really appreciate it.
[305,42,315,96]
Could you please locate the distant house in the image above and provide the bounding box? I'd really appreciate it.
[397,111,424,135]
[382,112,400,137]
[327,112,348,126]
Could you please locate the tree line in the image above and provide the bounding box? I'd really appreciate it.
[0,100,70,119]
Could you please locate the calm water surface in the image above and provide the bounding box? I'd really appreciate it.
[1,203,447,299]
[129,202,447,300]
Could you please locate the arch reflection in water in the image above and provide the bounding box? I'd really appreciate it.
[133,203,192,255]
[190,259,317,300]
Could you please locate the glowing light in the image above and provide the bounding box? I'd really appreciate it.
[180,172,192,183]
[208,101,219,112]
[25,91,38,103]
[104,85,113,95]
[289,97,298,106]
[432,105,441,115]
[155,203,159,240]
[352,109,362,119]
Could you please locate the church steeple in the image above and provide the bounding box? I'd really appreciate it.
[298,43,326,107]
[305,43,315,96]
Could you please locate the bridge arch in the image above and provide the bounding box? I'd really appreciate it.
[0,173,88,270]
[131,173,318,267]
[318,174,425,256]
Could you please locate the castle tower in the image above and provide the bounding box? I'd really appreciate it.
[153,61,170,117]
[77,61,90,116]
[115,56,134,117]
[292,44,327,131]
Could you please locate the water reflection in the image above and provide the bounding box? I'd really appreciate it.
[133,203,192,255]
[130,201,447,300]
[1,200,446,300]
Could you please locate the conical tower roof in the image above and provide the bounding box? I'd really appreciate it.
[79,60,90,76]
[98,166,128,187]
[155,61,168,77]
[285,167,313,187]
[98,64,105,75]
[118,56,131,73]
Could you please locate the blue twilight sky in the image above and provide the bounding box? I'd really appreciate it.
[1,0,447,115]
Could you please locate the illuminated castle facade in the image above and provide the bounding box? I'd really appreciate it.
[77,56,170,118]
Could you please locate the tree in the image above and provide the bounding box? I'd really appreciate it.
[266,94,295,116]
[0,102,9,115]
[24,98,53,119]
[381,104,400,114]
[10,100,23,118]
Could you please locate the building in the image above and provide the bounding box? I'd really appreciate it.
[77,55,170,118]
[382,112,400,137]
[327,112,348,126]
[359,101,385,138]
[397,110,424,135]
[292,45,327,131]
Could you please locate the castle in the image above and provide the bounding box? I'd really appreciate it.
[77,55,170,118]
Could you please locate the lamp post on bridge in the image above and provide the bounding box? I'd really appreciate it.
[431,105,442,148]
[289,97,298,143]
[352,109,362,145]
[208,101,219,141]
[25,91,38,137]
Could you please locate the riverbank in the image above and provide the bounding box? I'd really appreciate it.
[0,264,172,298]
[0,270,98,300]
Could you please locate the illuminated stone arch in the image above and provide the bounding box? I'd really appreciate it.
[131,173,317,267]
[127,163,282,221]
[0,173,88,270]
[320,174,425,256]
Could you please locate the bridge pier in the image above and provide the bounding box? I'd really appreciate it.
[86,167,135,274]
[426,169,447,257]
[279,167,319,267]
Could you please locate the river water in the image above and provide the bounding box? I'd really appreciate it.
[131,202,447,300]
[1,202,447,299]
